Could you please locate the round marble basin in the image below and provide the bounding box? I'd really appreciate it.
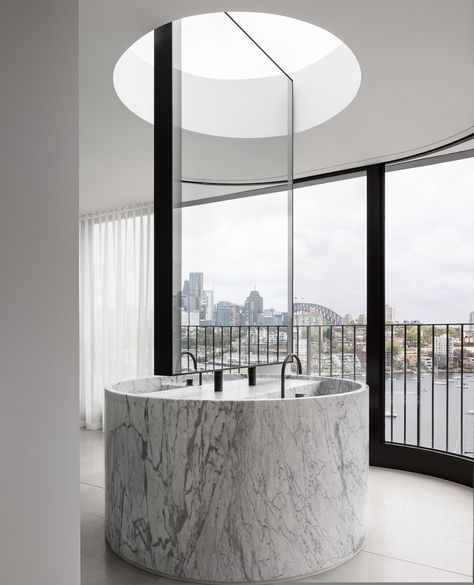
[105,373,368,583]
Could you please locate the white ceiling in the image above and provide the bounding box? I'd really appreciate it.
[79,0,474,213]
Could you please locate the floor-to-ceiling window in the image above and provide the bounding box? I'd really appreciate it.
[385,154,474,457]
[293,173,367,377]
[180,191,290,369]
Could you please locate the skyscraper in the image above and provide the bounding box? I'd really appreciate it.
[385,304,396,323]
[201,289,214,324]
[469,311,474,332]
[189,272,203,298]
[244,289,263,325]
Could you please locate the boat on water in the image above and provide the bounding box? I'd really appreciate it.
[456,383,469,388]
[385,409,398,417]
[434,381,447,385]
[467,410,474,415]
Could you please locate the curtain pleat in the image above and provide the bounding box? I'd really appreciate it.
[79,203,154,430]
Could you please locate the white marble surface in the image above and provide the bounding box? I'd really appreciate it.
[105,374,369,583]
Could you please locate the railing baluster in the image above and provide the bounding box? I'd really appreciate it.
[404,325,407,445]
[391,325,394,442]
[446,324,449,452]
[195,326,198,367]
[353,325,356,380]
[238,327,241,370]
[296,327,299,363]
[306,325,311,375]
[248,326,251,366]
[221,326,224,369]
[277,325,280,362]
[416,324,421,447]
[460,324,464,455]
[213,327,215,370]
[267,326,270,364]
[318,326,322,376]
[257,327,260,365]
[431,324,434,449]
[342,325,345,379]
[329,326,333,377]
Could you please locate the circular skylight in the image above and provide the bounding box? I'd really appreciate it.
[129,12,343,80]
[113,12,361,136]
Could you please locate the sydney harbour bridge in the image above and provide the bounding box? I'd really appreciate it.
[293,302,344,326]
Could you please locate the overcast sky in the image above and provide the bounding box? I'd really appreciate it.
[182,156,473,323]
[385,157,473,323]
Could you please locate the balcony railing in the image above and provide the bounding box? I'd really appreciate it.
[384,323,474,459]
[181,323,473,459]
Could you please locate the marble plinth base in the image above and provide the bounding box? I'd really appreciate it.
[105,376,368,583]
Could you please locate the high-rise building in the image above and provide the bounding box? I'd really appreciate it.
[216,301,230,326]
[244,289,264,325]
[469,310,474,332]
[385,304,396,323]
[216,301,241,326]
[201,289,214,324]
[181,308,200,326]
[434,334,454,360]
[258,309,284,326]
[229,304,242,326]
[189,272,203,299]
[187,295,200,312]
[344,313,354,325]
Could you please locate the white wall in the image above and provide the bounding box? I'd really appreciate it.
[0,1,79,584]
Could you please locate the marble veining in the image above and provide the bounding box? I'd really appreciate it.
[105,375,368,583]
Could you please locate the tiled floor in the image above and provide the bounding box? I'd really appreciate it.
[81,430,473,584]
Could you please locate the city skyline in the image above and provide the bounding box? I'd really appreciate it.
[181,270,473,327]
[182,158,473,323]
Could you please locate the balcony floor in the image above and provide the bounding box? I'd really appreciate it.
[81,430,473,584]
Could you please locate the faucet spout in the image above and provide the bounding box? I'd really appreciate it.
[180,351,202,385]
[281,353,302,399]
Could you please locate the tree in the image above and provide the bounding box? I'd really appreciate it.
[392,339,402,356]
[405,326,418,345]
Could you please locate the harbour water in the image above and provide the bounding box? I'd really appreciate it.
[381,372,474,456]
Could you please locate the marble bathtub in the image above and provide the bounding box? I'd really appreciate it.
[105,373,369,583]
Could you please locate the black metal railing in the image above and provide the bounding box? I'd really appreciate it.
[181,323,473,459]
[181,325,290,371]
[383,323,474,459]
[180,324,368,377]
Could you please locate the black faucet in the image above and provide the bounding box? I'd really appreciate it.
[281,353,302,399]
[180,351,202,385]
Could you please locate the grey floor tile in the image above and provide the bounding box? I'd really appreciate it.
[81,511,103,527]
[306,551,432,582]
[428,567,473,582]
[81,554,162,585]
[81,517,110,563]
[80,482,105,517]
[81,430,105,488]
[364,526,473,576]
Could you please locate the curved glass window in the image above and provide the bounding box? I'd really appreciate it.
[385,155,474,457]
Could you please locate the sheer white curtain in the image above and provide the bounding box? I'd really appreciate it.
[80,203,154,430]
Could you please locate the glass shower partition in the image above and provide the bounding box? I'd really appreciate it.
[154,12,293,375]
